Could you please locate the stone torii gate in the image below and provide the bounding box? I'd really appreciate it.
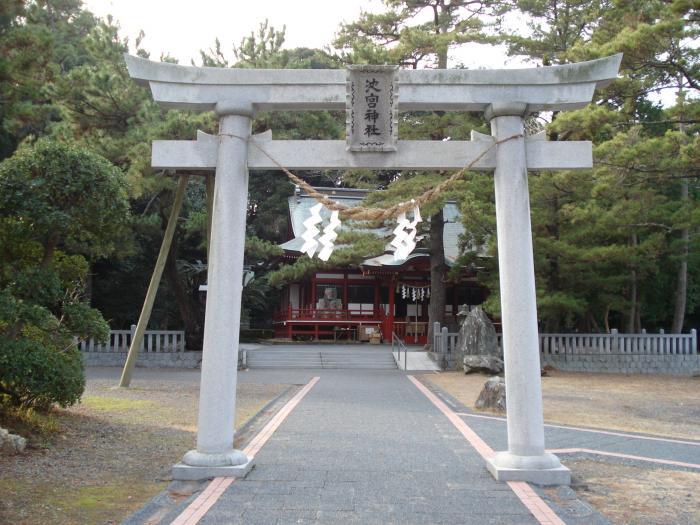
[123,53,621,484]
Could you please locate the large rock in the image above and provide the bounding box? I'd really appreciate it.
[456,306,501,360]
[475,376,506,413]
[463,355,504,374]
[0,427,26,455]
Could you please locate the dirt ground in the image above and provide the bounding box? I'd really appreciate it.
[551,460,700,525]
[423,370,700,440]
[0,372,288,525]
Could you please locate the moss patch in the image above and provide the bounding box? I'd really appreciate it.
[0,478,163,525]
[80,396,155,412]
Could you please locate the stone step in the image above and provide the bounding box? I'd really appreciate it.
[246,349,397,369]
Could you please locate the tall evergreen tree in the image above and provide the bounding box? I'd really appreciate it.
[335,0,510,342]
[485,0,700,332]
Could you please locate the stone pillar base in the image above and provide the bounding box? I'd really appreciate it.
[172,449,254,481]
[486,451,570,486]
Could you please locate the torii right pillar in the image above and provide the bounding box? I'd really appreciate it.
[486,102,569,485]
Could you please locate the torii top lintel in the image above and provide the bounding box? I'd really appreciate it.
[124,54,622,113]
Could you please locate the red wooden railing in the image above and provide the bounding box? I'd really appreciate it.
[393,321,429,345]
[274,306,381,322]
[274,307,459,344]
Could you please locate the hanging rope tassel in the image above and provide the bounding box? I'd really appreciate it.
[391,203,422,261]
[317,209,341,261]
[390,211,409,260]
[300,202,323,257]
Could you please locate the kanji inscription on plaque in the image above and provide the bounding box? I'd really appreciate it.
[346,65,399,152]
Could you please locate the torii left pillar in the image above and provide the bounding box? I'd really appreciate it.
[172,102,254,479]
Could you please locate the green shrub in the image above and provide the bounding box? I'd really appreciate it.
[0,140,127,410]
[0,337,85,410]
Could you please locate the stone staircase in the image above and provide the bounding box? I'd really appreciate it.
[245,345,397,369]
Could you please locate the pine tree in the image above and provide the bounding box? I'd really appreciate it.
[492,0,700,331]
[335,0,509,342]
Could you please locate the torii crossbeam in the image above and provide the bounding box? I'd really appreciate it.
[122,53,622,484]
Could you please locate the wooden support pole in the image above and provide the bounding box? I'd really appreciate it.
[119,175,190,387]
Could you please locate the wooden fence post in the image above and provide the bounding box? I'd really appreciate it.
[119,175,190,387]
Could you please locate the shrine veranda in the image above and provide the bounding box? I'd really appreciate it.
[121,53,622,484]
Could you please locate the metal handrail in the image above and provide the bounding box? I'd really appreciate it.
[392,332,408,370]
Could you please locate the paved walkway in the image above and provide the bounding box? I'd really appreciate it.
[194,370,540,525]
[150,368,699,525]
[392,350,441,371]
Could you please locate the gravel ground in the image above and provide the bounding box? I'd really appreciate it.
[557,460,700,525]
[424,370,700,439]
[0,368,288,525]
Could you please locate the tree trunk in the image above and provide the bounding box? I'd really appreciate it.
[426,31,449,347]
[626,233,638,333]
[545,194,561,332]
[626,272,637,333]
[164,235,202,350]
[672,89,689,332]
[427,209,447,344]
[604,304,611,333]
[85,267,93,303]
[672,178,689,333]
[585,310,601,333]
[41,232,60,268]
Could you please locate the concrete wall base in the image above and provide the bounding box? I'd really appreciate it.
[82,351,202,369]
[543,354,700,376]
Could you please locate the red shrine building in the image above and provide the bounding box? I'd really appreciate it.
[273,187,487,344]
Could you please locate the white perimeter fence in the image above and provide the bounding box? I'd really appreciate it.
[78,325,186,353]
[434,324,698,375]
[434,326,697,356]
[514,329,697,357]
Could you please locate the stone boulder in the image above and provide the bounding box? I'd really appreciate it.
[0,427,26,455]
[475,376,506,413]
[456,306,501,359]
[463,355,504,374]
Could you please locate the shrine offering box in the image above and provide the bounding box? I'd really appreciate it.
[359,325,381,342]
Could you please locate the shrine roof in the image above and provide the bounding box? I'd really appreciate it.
[280,187,475,267]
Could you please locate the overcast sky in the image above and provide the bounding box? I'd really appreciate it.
[81,1,680,108]
[82,0,529,69]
